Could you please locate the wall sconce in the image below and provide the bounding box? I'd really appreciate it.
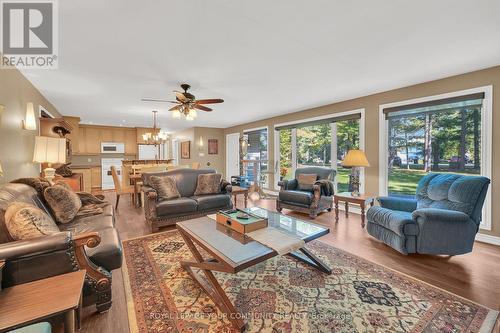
[23,102,37,130]
[198,136,205,156]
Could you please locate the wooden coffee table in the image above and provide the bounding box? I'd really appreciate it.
[334,192,375,228]
[177,207,330,332]
[0,270,85,333]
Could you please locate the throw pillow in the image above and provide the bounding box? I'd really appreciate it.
[149,176,181,201]
[297,173,318,191]
[4,202,60,240]
[11,177,51,197]
[44,185,82,224]
[194,173,222,196]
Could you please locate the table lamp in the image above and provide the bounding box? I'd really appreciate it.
[33,136,66,183]
[342,149,370,196]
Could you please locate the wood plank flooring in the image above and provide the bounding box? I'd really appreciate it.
[72,192,499,333]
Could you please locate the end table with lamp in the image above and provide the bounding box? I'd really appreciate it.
[341,149,370,196]
[337,149,373,227]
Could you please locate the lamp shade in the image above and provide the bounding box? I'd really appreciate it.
[342,149,370,167]
[33,136,66,164]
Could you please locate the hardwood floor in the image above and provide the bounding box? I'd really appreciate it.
[73,192,500,333]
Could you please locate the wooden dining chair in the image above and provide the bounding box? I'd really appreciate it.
[110,166,135,209]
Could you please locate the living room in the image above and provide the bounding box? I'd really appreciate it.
[0,1,499,333]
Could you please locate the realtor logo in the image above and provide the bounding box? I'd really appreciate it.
[1,0,58,69]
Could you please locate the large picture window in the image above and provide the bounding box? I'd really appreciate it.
[385,93,484,195]
[380,87,492,229]
[276,111,363,193]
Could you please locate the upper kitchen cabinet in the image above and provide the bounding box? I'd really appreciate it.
[84,127,102,154]
[125,129,137,155]
[72,124,139,156]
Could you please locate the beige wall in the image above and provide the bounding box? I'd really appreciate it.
[225,65,500,237]
[172,127,226,175]
[0,69,61,183]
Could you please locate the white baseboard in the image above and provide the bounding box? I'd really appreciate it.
[475,233,500,246]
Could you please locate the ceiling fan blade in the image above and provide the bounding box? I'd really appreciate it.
[174,91,188,102]
[194,104,213,112]
[168,105,182,111]
[195,98,224,104]
[141,98,179,103]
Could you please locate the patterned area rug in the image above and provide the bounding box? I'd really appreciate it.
[122,230,498,332]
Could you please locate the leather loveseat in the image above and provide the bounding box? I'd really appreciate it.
[142,168,232,232]
[0,183,122,312]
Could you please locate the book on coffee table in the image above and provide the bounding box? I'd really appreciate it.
[216,208,268,234]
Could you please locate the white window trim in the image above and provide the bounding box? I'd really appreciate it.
[274,108,366,191]
[378,86,493,230]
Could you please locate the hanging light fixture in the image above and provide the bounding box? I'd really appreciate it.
[143,111,168,146]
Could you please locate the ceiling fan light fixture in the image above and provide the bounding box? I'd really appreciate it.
[188,109,197,118]
[186,114,194,121]
[172,110,181,119]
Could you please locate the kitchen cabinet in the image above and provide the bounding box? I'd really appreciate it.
[72,167,92,192]
[91,167,102,189]
[125,129,137,155]
[85,127,102,154]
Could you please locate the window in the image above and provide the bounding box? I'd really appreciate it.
[276,111,363,192]
[385,93,484,195]
[380,87,492,229]
[335,120,360,192]
[242,128,268,188]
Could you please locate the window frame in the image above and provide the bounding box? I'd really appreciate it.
[378,86,493,230]
[274,109,365,191]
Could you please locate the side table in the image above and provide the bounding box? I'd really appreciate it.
[334,192,375,228]
[231,186,249,208]
[0,270,86,333]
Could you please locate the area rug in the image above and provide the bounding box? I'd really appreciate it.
[122,230,498,332]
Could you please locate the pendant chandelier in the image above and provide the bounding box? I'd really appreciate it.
[143,111,168,145]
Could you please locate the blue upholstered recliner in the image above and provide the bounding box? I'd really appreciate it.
[366,173,490,255]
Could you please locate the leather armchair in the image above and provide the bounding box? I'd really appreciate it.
[276,167,336,219]
[366,173,490,255]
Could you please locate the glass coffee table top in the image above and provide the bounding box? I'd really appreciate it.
[177,207,329,267]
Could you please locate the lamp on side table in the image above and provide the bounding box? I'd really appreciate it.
[33,136,66,183]
[342,149,370,196]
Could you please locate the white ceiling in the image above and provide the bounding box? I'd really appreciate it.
[22,0,500,131]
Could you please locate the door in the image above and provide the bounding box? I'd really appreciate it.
[226,133,240,179]
[172,139,179,165]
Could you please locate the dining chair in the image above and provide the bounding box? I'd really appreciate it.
[111,166,135,209]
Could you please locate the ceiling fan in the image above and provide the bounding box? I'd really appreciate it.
[141,83,224,120]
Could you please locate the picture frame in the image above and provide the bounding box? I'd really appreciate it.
[208,139,218,155]
[181,141,191,159]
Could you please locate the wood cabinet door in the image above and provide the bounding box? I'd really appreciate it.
[100,129,113,142]
[91,167,102,188]
[78,127,87,154]
[112,129,125,143]
[85,128,101,154]
[125,130,137,155]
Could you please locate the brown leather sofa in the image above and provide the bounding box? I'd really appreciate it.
[0,183,122,312]
[142,168,232,232]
